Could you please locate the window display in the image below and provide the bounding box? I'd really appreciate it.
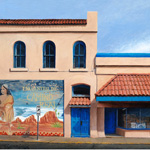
[118,108,150,129]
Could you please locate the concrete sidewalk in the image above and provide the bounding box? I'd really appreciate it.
[0,135,150,145]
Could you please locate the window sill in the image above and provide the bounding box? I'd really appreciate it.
[69,68,88,72]
[10,68,28,72]
[39,68,58,72]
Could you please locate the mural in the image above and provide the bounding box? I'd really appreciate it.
[0,80,64,136]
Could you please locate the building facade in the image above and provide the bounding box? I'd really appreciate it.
[0,12,97,137]
[96,53,150,138]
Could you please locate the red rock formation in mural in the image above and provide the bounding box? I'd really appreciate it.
[40,111,60,124]
[12,117,22,123]
[23,115,37,124]
[0,120,5,123]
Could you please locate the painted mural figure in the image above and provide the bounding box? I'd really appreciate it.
[0,84,14,128]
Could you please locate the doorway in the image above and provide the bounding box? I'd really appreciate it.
[71,108,90,137]
[105,108,117,134]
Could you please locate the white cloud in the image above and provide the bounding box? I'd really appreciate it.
[99,0,150,24]
[116,38,150,53]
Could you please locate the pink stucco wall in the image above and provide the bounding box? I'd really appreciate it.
[97,108,105,137]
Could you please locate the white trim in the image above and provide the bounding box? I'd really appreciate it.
[10,68,28,72]
[39,68,58,72]
[69,68,88,72]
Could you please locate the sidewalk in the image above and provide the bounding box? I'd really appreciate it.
[0,135,150,145]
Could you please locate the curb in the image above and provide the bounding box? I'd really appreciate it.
[0,139,150,145]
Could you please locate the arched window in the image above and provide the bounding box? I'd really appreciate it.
[43,41,55,68]
[14,41,26,68]
[73,41,86,68]
[72,84,90,97]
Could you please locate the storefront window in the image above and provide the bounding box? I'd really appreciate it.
[127,108,141,128]
[141,108,150,128]
[118,108,150,129]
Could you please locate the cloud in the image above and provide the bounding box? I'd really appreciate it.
[100,0,150,24]
[116,38,150,53]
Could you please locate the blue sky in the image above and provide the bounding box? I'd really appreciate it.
[0,0,150,53]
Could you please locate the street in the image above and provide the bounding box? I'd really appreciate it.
[1,141,150,149]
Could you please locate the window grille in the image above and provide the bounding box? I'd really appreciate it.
[73,41,86,68]
[14,41,26,68]
[43,41,55,68]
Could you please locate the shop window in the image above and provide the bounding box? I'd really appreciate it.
[141,108,150,128]
[73,41,86,68]
[117,108,150,129]
[43,41,55,68]
[14,41,26,68]
[72,84,90,97]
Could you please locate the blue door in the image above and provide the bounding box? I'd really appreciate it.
[71,108,81,137]
[71,108,90,137]
[105,108,116,134]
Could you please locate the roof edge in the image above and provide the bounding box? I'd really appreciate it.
[95,75,118,96]
[117,73,150,75]
[0,19,87,25]
[95,73,150,97]
[96,53,150,57]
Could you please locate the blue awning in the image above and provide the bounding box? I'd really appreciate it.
[96,96,150,102]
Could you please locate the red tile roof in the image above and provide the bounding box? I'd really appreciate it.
[96,73,150,96]
[69,97,91,105]
[0,19,87,25]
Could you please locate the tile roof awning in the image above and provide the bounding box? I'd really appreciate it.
[96,74,150,102]
[69,97,91,106]
[0,19,87,25]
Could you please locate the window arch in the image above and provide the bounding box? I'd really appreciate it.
[14,41,26,68]
[72,84,90,97]
[73,41,86,68]
[43,41,55,68]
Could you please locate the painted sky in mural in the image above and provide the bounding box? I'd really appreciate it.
[0,80,64,120]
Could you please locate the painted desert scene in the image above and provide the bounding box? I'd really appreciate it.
[0,111,63,136]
